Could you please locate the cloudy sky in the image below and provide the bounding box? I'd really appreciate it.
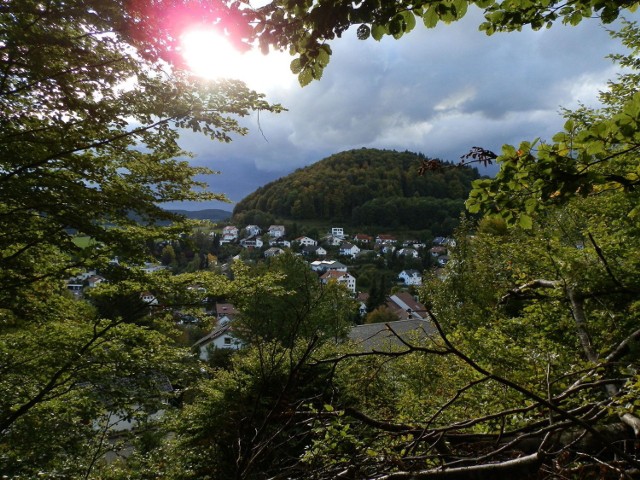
[169,8,638,212]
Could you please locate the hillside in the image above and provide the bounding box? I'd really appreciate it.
[168,208,232,222]
[232,148,480,231]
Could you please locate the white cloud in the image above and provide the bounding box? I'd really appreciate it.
[434,86,477,112]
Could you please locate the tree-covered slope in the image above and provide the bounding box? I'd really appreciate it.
[232,148,480,228]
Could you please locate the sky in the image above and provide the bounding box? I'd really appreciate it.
[167,7,638,212]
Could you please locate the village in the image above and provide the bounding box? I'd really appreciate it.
[67,222,455,361]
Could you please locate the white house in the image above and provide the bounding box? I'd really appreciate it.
[86,275,106,288]
[320,270,356,293]
[264,247,285,257]
[193,323,243,361]
[268,238,291,248]
[356,292,369,317]
[331,227,345,239]
[397,248,419,258]
[302,245,327,257]
[429,246,447,257]
[245,224,261,237]
[398,269,423,286]
[322,234,344,246]
[142,263,166,274]
[294,236,317,247]
[353,233,373,244]
[240,236,263,248]
[380,245,396,254]
[268,225,286,238]
[140,291,159,305]
[437,255,450,266]
[339,242,360,258]
[376,234,397,245]
[310,259,347,273]
[220,225,239,244]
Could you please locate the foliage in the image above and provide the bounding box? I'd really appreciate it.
[466,22,640,228]
[231,253,357,346]
[0,0,280,476]
[233,149,479,228]
[244,0,640,85]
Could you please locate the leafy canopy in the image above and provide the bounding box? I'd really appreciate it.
[0,0,280,476]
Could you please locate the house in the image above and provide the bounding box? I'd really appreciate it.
[398,269,423,286]
[437,255,450,266]
[353,233,373,245]
[268,225,286,238]
[239,236,263,248]
[268,238,291,248]
[294,236,317,247]
[380,244,396,254]
[245,224,261,237]
[220,225,239,244]
[433,237,455,247]
[193,323,243,361]
[376,234,397,245]
[215,303,238,325]
[310,259,347,273]
[356,292,369,317]
[322,234,344,246]
[264,247,285,258]
[320,270,356,293]
[302,245,327,257]
[397,248,419,258]
[67,283,83,295]
[339,242,360,258]
[331,227,345,239]
[386,292,429,321]
[140,291,159,305]
[403,240,426,249]
[142,262,166,274]
[429,246,448,257]
[86,275,106,288]
[347,318,435,352]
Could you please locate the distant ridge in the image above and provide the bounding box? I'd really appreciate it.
[168,208,232,222]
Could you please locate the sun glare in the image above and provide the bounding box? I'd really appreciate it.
[180,28,293,91]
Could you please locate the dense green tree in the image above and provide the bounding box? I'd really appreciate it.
[0,0,280,476]
[231,253,357,346]
[233,149,478,227]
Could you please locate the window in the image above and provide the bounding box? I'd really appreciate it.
[224,337,232,345]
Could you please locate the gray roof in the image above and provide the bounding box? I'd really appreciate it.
[192,322,233,348]
[347,319,435,351]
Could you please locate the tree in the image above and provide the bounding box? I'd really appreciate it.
[231,253,356,346]
[0,0,281,475]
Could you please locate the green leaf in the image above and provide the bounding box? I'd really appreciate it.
[298,67,313,86]
[423,6,439,28]
[401,10,417,32]
[290,58,303,74]
[518,213,533,229]
[371,23,387,41]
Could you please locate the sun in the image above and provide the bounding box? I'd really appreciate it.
[180,28,294,91]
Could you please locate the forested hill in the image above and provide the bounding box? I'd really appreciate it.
[232,148,481,230]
